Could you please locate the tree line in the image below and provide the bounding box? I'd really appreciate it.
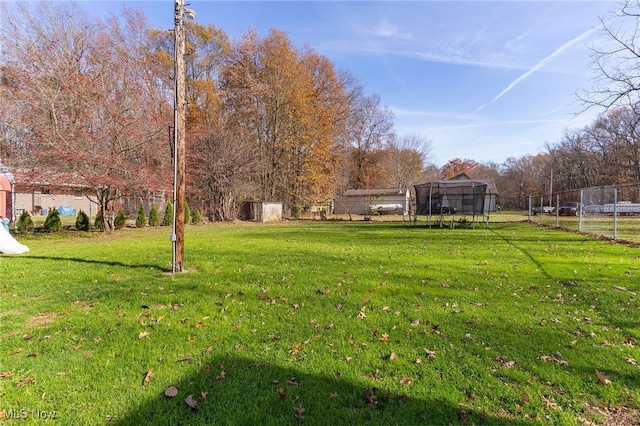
[0,2,433,226]
[2,2,640,225]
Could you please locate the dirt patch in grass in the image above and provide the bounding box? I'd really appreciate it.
[582,404,640,426]
[24,312,65,329]
[0,309,22,319]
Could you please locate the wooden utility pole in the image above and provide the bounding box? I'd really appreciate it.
[172,0,188,273]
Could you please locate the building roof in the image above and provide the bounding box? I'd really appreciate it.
[448,172,499,195]
[414,173,499,195]
[342,188,408,197]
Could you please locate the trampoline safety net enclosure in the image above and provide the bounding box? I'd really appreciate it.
[414,181,489,219]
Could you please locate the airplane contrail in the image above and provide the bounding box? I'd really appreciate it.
[476,26,599,112]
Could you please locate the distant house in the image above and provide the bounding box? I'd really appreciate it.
[334,188,410,215]
[11,168,98,217]
[448,173,499,212]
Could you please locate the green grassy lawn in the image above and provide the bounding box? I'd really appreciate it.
[1,222,638,425]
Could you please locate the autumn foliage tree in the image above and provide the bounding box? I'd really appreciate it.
[0,3,171,231]
[219,29,348,213]
[440,158,480,180]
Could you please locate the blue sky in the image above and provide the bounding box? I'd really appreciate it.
[82,1,621,166]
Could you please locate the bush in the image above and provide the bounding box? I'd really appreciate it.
[75,210,90,231]
[149,204,160,227]
[114,211,126,230]
[184,203,191,225]
[293,204,303,219]
[162,202,173,226]
[44,209,62,233]
[192,207,202,224]
[94,210,104,231]
[17,211,34,233]
[135,206,146,228]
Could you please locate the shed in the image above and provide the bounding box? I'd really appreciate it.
[334,188,410,215]
[240,201,282,223]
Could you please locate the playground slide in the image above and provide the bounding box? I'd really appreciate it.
[0,224,29,255]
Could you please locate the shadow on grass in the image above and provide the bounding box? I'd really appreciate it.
[113,353,533,426]
[487,228,555,280]
[24,255,163,271]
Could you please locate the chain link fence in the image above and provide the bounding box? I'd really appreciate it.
[528,183,640,244]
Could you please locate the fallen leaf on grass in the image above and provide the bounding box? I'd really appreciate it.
[0,372,12,379]
[541,395,559,410]
[399,377,413,385]
[286,377,301,386]
[138,331,150,339]
[494,355,516,369]
[185,394,197,411]
[9,348,22,356]
[538,355,569,366]
[177,355,193,363]
[22,334,33,340]
[277,387,286,401]
[289,342,302,355]
[389,352,397,361]
[362,388,377,408]
[423,348,436,359]
[142,369,154,385]
[164,386,178,398]
[329,392,338,398]
[216,371,226,381]
[410,320,420,326]
[626,358,638,367]
[293,405,305,419]
[17,375,35,387]
[595,370,612,385]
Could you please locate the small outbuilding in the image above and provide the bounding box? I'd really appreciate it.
[334,188,410,215]
[240,201,283,223]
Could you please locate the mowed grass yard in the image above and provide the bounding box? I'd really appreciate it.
[1,221,639,425]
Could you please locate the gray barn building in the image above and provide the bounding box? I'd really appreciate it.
[334,188,410,215]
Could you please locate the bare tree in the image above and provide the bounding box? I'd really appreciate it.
[578,0,640,111]
[0,3,171,230]
[344,93,395,189]
[383,134,433,190]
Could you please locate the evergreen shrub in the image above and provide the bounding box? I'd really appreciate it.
[149,204,160,227]
[94,210,105,231]
[44,209,62,233]
[135,206,146,228]
[162,202,173,226]
[192,208,202,224]
[114,211,126,230]
[17,211,34,233]
[75,210,90,231]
